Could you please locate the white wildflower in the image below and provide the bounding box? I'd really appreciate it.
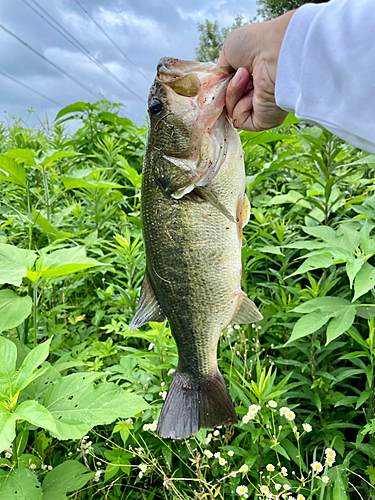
[236,485,248,496]
[311,461,323,473]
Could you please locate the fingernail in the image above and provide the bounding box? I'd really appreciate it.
[231,69,242,86]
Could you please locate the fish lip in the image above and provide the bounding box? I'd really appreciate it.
[156,57,234,84]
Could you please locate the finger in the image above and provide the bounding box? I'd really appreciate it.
[232,91,256,131]
[225,68,251,118]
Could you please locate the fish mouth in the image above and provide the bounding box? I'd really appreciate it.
[156,57,234,128]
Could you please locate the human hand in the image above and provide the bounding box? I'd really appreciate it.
[217,10,295,132]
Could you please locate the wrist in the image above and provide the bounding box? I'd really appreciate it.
[265,10,297,84]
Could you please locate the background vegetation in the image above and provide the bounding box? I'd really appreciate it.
[0,101,375,500]
[195,0,327,62]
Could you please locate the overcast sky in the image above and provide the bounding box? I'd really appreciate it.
[0,0,258,130]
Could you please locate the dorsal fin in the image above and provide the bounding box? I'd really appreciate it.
[129,271,166,330]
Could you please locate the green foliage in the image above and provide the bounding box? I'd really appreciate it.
[0,102,375,499]
[256,0,327,20]
[195,16,249,63]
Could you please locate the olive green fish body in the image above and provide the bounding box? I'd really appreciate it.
[142,117,244,378]
[130,58,262,439]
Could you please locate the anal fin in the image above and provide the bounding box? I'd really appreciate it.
[129,271,166,330]
[232,291,263,324]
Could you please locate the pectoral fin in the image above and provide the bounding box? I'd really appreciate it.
[242,194,251,228]
[195,187,236,223]
[232,291,263,324]
[129,271,166,330]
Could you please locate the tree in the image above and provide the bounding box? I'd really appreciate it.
[256,0,327,20]
[194,1,327,62]
[195,15,250,63]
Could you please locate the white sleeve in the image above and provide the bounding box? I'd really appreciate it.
[275,0,375,154]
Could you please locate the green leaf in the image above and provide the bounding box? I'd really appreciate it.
[162,445,172,467]
[286,310,336,344]
[333,469,348,500]
[268,190,311,209]
[241,131,292,147]
[0,155,26,187]
[42,460,94,500]
[55,102,89,121]
[356,443,375,460]
[346,255,367,289]
[0,244,37,286]
[0,336,17,394]
[0,468,42,500]
[62,177,124,190]
[0,406,18,453]
[255,245,283,255]
[5,149,36,162]
[40,152,79,167]
[293,297,351,314]
[334,396,358,407]
[14,338,52,393]
[326,308,356,344]
[288,253,339,277]
[347,328,369,349]
[32,209,72,240]
[355,390,372,409]
[39,246,103,280]
[113,420,131,446]
[15,401,59,438]
[302,225,337,244]
[43,373,149,439]
[353,262,375,301]
[0,291,32,334]
[281,113,301,126]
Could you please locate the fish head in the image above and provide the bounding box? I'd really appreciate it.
[146,58,235,197]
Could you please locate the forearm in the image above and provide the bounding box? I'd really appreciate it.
[275,0,375,154]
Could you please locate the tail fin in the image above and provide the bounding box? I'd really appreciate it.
[157,370,237,439]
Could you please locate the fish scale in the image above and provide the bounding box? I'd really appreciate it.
[130,57,262,439]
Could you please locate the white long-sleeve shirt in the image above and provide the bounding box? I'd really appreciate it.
[275,0,375,154]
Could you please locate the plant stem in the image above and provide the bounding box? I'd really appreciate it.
[33,284,38,347]
[26,180,32,250]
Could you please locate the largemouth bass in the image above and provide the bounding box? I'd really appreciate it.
[130,57,262,439]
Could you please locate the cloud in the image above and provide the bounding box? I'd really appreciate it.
[0,0,258,127]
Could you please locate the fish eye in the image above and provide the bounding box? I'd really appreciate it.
[149,98,163,117]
